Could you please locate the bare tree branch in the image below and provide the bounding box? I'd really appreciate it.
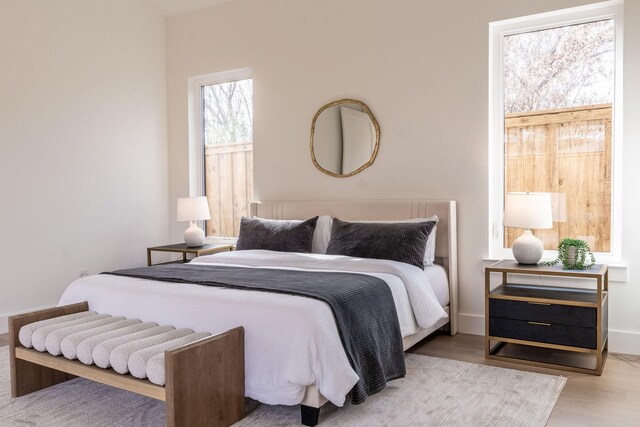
[202,79,253,146]
[504,20,614,114]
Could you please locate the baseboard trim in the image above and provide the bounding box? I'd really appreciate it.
[457,313,485,336]
[608,330,640,356]
[0,305,54,335]
[457,313,640,355]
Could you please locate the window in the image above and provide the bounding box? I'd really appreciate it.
[188,68,253,238]
[489,2,623,261]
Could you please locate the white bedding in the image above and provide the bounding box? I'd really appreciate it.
[424,264,450,307]
[58,250,448,407]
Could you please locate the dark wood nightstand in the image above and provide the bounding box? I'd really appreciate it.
[147,243,234,266]
[485,260,608,375]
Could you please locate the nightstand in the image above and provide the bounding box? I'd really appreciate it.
[485,260,608,375]
[147,243,234,266]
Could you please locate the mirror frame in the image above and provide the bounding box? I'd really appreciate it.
[310,98,380,178]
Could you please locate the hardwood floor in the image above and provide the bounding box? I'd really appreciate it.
[410,333,640,427]
[1,331,638,425]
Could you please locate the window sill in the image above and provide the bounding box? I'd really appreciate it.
[482,257,628,282]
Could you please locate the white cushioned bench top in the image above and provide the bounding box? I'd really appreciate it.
[19,312,211,386]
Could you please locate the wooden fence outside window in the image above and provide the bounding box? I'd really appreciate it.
[504,103,612,252]
[204,142,253,237]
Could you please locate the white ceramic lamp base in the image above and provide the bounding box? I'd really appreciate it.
[512,229,544,264]
[184,221,205,247]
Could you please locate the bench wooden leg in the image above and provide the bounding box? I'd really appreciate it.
[11,358,77,398]
[8,302,89,398]
[165,327,245,427]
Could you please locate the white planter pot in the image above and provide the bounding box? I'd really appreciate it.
[566,246,577,266]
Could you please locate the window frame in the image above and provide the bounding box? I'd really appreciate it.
[488,1,624,263]
[187,67,253,239]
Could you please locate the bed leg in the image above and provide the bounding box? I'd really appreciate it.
[300,405,320,426]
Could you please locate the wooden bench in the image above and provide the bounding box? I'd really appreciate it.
[9,302,245,427]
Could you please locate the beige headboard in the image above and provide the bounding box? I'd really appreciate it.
[249,200,458,334]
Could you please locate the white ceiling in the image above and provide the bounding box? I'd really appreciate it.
[144,0,237,16]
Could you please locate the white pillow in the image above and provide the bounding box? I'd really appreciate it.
[425,223,438,266]
[312,215,333,254]
[325,216,439,267]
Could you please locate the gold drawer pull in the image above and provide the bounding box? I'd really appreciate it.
[527,302,551,306]
[528,321,551,326]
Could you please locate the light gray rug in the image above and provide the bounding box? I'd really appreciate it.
[0,346,565,426]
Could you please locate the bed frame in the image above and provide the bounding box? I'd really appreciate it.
[250,199,458,425]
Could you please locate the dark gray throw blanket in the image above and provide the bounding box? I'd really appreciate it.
[104,264,405,404]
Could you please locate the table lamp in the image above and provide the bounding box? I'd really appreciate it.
[177,197,211,247]
[503,192,553,264]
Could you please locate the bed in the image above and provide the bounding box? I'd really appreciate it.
[58,199,458,425]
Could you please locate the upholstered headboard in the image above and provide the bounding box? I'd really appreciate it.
[249,200,458,334]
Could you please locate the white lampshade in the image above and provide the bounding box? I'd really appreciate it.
[176,197,211,222]
[503,192,553,230]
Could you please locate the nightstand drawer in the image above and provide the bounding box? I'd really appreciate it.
[489,298,596,328]
[489,317,597,349]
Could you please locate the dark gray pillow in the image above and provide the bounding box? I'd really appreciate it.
[236,216,319,253]
[325,218,436,268]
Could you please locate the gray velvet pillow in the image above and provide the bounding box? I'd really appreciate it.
[325,218,436,268]
[236,216,319,253]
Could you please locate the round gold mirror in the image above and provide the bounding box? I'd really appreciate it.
[310,99,380,178]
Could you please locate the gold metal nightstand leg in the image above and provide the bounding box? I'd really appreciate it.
[485,269,490,358]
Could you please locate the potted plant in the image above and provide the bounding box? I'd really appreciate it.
[544,238,596,270]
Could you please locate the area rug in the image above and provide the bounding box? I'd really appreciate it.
[0,347,565,426]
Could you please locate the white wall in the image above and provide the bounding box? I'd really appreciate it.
[0,0,169,332]
[165,0,640,353]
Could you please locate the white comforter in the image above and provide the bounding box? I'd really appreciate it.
[58,250,447,406]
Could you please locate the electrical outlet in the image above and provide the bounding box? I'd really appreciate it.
[78,269,88,279]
